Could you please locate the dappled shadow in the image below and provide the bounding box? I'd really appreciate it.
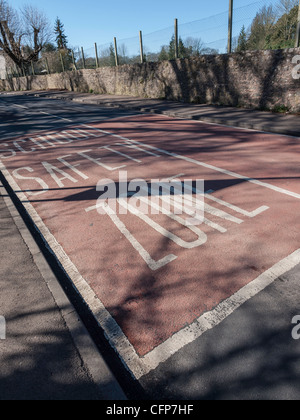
[0,94,138,141]
[140,263,300,400]
[0,195,108,400]
[1,94,300,399]
[2,47,299,115]
[0,305,107,400]
[15,175,300,205]
[134,49,294,112]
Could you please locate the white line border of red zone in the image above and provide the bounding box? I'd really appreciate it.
[1,107,300,380]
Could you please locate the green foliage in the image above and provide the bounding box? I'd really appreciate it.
[54,17,68,50]
[247,5,276,50]
[266,5,298,49]
[158,46,169,61]
[272,104,290,113]
[109,43,116,66]
[158,35,206,61]
[42,43,56,53]
[167,35,191,59]
[238,0,299,52]
[236,26,248,52]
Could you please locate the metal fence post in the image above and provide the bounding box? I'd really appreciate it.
[81,47,86,69]
[95,42,99,68]
[114,37,119,66]
[174,18,179,59]
[139,31,145,63]
[71,50,77,70]
[228,0,233,53]
[296,0,300,48]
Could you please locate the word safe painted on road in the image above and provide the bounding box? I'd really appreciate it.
[0,125,269,271]
[1,114,300,373]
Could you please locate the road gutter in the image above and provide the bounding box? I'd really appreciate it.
[0,180,127,400]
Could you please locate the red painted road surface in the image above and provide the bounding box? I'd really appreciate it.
[1,114,300,357]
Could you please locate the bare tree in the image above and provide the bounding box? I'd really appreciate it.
[0,0,51,71]
[184,37,204,57]
[247,5,276,50]
[275,0,299,43]
[276,0,298,17]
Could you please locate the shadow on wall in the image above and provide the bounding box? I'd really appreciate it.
[0,75,48,92]
[64,71,89,93]
[120,48,299,111]
[57,70,108,94]
[157,49,290,110]
[1,48,299,112]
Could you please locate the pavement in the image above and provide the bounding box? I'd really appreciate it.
[21,89,300,137]
[0,178,127,400]
[0,91,300,400]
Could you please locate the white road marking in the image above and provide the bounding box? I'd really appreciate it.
[124,139,300,200]
[116,142,160,157]
[30,136,56,149]
[166,173,185,181]
[86,202,177,271]
[6,103,300,380]
[39,110,73,123]
[101,145,142,163]
[204,202,243,224]
[14,104,28,109]
[118,198,207,250]
[46,133,73,144]
[70,128,100,138]
[139,248,300,375]
[78,150,127,172]
[73,120,300,201]
[16,103,298,201]
[2,159,300,380]
[85,180,263,272]
[205,194,270,218]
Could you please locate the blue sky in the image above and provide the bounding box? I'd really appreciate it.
[10,0,274,51]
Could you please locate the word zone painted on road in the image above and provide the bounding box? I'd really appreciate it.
[86,186,269,270]
[3,126,270,271]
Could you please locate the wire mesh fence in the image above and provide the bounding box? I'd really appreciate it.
[4,0,300,79]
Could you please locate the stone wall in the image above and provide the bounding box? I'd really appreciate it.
[1,48,300,112]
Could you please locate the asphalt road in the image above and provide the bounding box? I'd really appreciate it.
[1,92,300,400]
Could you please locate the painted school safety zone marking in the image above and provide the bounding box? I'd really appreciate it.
[85,178,269,271]
[1,115,300,380]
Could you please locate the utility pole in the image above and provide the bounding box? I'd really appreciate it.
[296,0,300,48]
[174,18,179,59]
[114,37,119,66]
[71,50,77,70]
[95,43,99,68]
[139,31,144,64]
[81,47,86,69]
[228,0,233,54]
